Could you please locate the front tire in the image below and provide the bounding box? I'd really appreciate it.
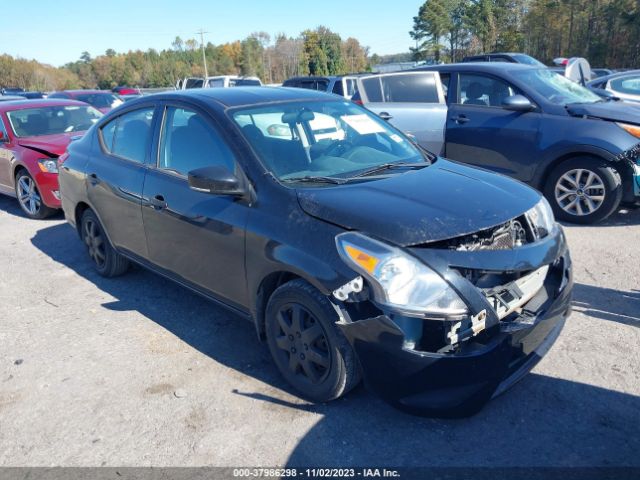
[14,170,56,219]
[80,209,129,277]
[544,157,622,224]
[265,279,361,402]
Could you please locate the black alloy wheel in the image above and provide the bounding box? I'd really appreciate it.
[265,279,361,402]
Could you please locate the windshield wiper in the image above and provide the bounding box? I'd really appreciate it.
[282,175,347,185]
[347,161,429,180]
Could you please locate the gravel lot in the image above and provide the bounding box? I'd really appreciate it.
[0,194,639,468]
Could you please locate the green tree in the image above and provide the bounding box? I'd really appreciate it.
[410,0,450,62]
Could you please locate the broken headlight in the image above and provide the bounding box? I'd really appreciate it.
[526,197,555,239]
[335,232,468,318]
[37,158,59,174]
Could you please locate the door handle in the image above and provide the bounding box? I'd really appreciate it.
[150,194,167,210]
[88,173,100,185]
[451,114,470,124]
[378,111,393,121]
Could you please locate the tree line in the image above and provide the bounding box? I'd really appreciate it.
[1,7,637,93]
[0,27,370,91]
[410,0,640,67]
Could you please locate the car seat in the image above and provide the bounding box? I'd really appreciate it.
[24,114,50,136]
[464,82,488,106]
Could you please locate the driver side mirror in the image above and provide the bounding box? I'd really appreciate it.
[0,131,6,142]
[187,166,245,196]
[502,94,535,112]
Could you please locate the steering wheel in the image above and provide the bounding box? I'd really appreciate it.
[324,140,353,157]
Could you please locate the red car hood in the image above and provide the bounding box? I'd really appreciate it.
[18,132,85,157]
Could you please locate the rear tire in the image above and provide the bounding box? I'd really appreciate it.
[14,170,56,219]
[543,157,622,224]
[80,209,129,277]
[265,279,361,402]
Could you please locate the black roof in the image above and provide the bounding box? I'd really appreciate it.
[283,76,335,82]
[154,86,333,108]
[413,62,539,73]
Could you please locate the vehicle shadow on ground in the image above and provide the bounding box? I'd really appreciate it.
[560,206,640,228]
[573,283,640,328]
[0,195,64,221]
[280,373,640,467]
[29,222,640,467]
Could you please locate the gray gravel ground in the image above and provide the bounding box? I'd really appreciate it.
[0,195,639,467]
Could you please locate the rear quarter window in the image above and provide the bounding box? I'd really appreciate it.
[100,107,154,163]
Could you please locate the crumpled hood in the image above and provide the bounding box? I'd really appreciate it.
[296,159,541,246]
[18,132,83,157]
[566,101,640,125]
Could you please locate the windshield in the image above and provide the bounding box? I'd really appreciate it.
[76,93,123,110]
[232,100,425,183]
[512,54,545,67]
[7,105,102,137]
[512,68,602,105]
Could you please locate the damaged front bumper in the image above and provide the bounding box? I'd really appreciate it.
[337,227,573,418]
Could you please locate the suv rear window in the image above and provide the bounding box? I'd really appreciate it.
[362,74,440,103]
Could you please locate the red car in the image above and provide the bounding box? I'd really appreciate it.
[48,90,123,113]
[112,86,140,96]
[0,99,102,218]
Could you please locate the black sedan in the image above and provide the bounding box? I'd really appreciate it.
[58,88,573,417]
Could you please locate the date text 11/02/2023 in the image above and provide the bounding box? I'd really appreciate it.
[232,468,401,478]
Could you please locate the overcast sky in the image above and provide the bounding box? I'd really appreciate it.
[1,0,422,66]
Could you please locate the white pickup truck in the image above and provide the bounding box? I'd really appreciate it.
[176,76,262,90]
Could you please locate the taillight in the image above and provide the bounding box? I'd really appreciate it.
[352,99,363,106]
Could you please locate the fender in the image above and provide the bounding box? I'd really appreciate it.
[245,228,358,338]
[532,143,624,190]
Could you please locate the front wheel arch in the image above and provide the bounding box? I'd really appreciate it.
[542,155,623,223]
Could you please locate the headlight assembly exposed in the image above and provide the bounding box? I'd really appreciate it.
[335,232,468,318]
[617,122,640,139]
[37,158,59,174]
[526,197,555,239]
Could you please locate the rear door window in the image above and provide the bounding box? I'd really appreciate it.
[360,77,383,102]
[100,107,155,163]
[360,73,444,104]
